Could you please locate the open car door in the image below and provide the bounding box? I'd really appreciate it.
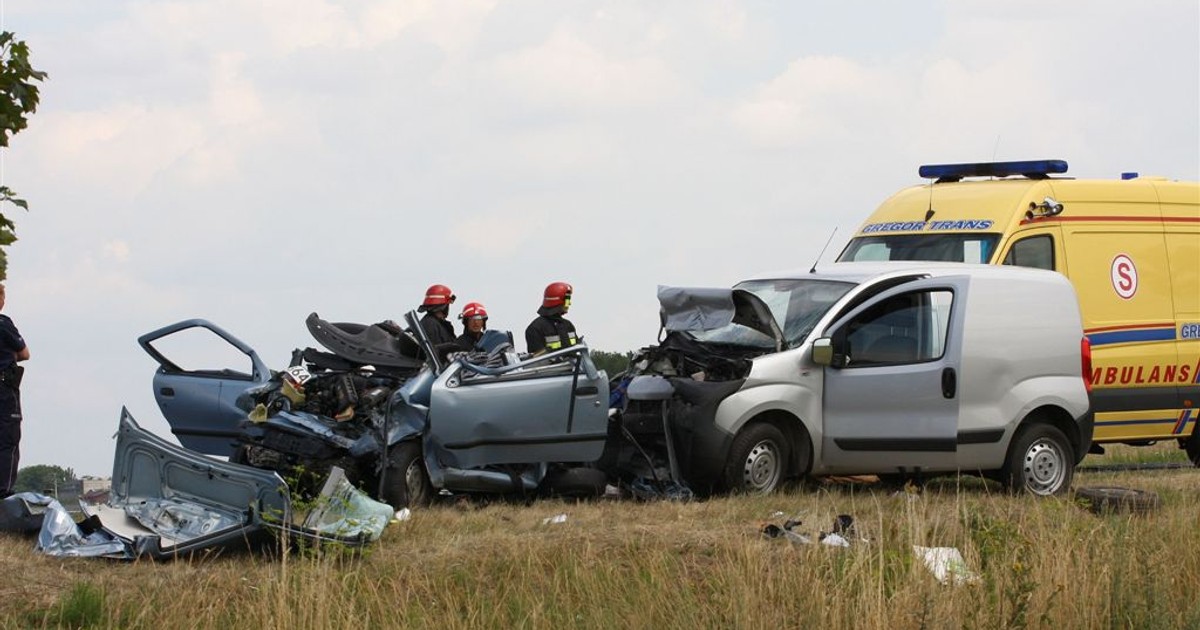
[138,319,270,457]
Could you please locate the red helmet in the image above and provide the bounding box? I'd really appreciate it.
[420,284,456,310]
[542,281,573,308]
[459,302,488,320]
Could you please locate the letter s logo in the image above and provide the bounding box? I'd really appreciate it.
[1111,254,1138,299]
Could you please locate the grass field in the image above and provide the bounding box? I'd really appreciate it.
[1,447,1197,629]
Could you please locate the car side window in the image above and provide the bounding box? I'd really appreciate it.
[145,327,254,378]
[841,289,954,366]
[1002,235,1054,270]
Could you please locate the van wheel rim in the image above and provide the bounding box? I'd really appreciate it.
[1022,438,1066,495]
[743,440,781,492]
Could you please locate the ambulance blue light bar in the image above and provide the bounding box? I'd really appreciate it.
[918,159,1068,182]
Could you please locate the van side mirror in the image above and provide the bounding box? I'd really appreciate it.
[812,337,849,369]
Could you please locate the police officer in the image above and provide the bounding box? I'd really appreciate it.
[525,281,578,355]
[0,284,30,497]
[417,284,458,346]
[456,302,488,351]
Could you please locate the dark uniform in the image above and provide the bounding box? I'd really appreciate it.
[456,330,484,352]
[525,313,578,355]
[419,312,458,347]
[0,314,26,496]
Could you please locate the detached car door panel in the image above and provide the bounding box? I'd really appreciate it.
[821,277,968,472]
[139,319,270,457]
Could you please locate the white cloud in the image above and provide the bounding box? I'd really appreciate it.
[730,56,889,146]
[103,240,131,261]
[491,28,682,110]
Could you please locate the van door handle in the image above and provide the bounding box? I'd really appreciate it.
[574,385,598,396]
[941,368,956,399]
[160,387,175,397]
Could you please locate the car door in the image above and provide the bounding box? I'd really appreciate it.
[819,276,968,473]
[426,348,610,469]
[138,319,271,457]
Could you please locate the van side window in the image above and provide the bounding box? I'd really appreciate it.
[843,290,953,366]
[1002,235,1054,270]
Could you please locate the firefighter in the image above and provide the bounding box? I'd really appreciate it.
[0,284,29,497]
[525,281,578,355]
[416,284,458,347]
[456,302,488,351]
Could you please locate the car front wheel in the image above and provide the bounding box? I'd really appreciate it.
[1002,423,1074,496]
[723,423,789,495]
[380,441,433,509]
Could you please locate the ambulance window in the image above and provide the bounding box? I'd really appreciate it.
[842,289,953,366]
[1002,235,1054,270]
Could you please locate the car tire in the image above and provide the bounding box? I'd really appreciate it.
[542,467,608,499]
[380,441,433,510]
[1002,423,1074,496]
[1075,486,1161,515]
[724,422,789,495]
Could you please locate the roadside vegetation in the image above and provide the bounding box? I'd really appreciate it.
[1,458,1196,629]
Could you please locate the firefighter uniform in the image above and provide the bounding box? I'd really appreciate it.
[525,314,578,355]
[0,313,26,496]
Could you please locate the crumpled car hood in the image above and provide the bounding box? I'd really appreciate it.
[61,409,393,559]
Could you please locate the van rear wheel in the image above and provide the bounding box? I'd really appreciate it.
[1185,430,1200,467]
[1002,424,1074,496]
[724,423,789,495]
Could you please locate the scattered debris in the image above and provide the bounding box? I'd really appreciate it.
[913,546,979,585]
[393,508,412,522]
[1075,486,1161,515]
[761,513,859,548]
[541,513,568,526]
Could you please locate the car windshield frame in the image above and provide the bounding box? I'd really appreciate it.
[689,279,856,349]
[839,233,1002,264]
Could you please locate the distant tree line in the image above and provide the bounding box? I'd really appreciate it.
[591,350,634,377]
[14,464,75,493]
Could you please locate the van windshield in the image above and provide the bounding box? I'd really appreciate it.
[839,233,1001,264]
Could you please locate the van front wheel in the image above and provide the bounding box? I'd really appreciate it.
[724,423,789,495]
[1002,424,1074,496]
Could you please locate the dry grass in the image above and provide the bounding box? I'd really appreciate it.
[1,464,1197,629]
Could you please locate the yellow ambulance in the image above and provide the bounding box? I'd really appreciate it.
[838,160,1200,463]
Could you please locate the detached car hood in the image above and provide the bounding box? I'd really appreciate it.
[75,409,391,559]
[657,286,784,352]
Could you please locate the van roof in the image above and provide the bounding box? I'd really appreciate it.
[740,261,1061,285]
[851,173,1196,237]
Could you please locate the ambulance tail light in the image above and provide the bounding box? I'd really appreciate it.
[1081,337,1093,394]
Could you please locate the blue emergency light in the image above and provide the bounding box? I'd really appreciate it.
[918,159,1068,182]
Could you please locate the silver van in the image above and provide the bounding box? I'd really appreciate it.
[628,262,1093,496]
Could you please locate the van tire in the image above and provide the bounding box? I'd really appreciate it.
[380,441,433,509]
[1002,423,1074,496]
[724,423,789,495]
[1185,432,1200,467]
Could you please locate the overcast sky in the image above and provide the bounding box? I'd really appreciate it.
[4,1,1198,477]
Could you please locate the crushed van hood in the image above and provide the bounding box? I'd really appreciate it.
[657,286,784,351]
